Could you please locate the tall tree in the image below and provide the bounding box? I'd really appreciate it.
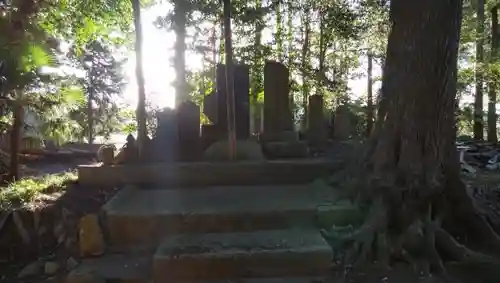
[70,39,126,142]
[366,51,373,136]
[299,4,311,131]
[475,0,485,140]
[324,0,500,273]
[223,0,236,159]
[488,5,499,142]
[132,0,148,155]
[172,0,190,105]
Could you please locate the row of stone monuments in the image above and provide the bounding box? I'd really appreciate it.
[108,61,336,164]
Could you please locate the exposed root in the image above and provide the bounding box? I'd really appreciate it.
[322,194,500,280]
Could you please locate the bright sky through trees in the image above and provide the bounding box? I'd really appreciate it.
[123,3,382,110]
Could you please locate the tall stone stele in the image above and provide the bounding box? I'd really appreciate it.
[262,61,294,141]
[307,95,327,150]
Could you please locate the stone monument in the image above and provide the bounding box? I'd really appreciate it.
[149,108,179,162]
[307,95,327,150]
[262,61,294,141]
[202,63,251,144]
[177,100,202,161]
[261,61,307,159]
[333,104,352,140]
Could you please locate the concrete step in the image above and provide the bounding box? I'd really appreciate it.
[78,159,339,187]
[102,184,361,249]
[65,253,328,283]
[153,229,333,283]
[65,253,151,283]
[190,277,327,283]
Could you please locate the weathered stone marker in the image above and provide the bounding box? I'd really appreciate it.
[202,64,250,143]
[233,65,250,139]
[150,108,179,162]
[263,61,293,140]
[203,90,218,124]
[215,64,250,139]
[307,95,327,150]
[261,61,307,158]
[333,104,351,140]
[177,101,201,161]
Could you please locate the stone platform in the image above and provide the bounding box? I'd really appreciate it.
[70,160,359,283]
[77,159,340,187]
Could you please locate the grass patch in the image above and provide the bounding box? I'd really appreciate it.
[0,171,77,211]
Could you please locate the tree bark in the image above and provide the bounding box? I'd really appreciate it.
[474,0,485,140]
[132,0,148,156]
[300,6,310,132]
[488,6,499,142]
[366,52,374,136]
[87,64,94,145]
[9,91,22,182]
[173,0,188,105]
[223,0,236,160]
[251,0,263,134]
[324,0,500,271]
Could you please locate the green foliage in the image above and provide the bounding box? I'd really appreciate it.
[0,0,135,152]
[0,171,77,210]
[68,38,128,141]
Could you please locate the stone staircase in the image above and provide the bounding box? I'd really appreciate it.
[69,160,361,283]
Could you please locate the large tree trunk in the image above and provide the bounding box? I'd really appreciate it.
[474,0,485,140]
[324,0,500,274]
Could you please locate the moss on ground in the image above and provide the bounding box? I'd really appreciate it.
[0,171,77,210]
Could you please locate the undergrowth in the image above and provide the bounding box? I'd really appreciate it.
[0,171,77,211]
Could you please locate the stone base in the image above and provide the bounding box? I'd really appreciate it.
[203,139,265,161]
[262,141,308,159]
[260,131,298,143]
[78,159,339,187]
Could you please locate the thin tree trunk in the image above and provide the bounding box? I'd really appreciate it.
[9,91,22,181]
[275,0,284,62]
[219,19,225,64]
[211,22,217,82]
[132,0,147,156]
[366,52,373,136]
[286,0,294,115]
[251,0,263,134]
[475,0,485,140]
[87,66,94,145]
[317,15,325,96]
[223,0,236,159]
[300,7,310,132]
[173,0,188,105]
[488,6,499,142]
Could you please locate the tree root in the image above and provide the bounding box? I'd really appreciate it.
[322,198,500,280]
